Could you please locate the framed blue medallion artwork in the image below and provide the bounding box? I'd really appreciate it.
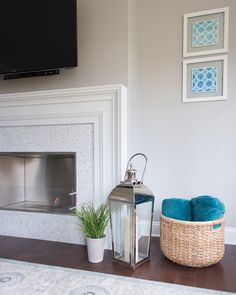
[183,7,229,57]
[183,56,227,103]
[192,19,219,48]
[192,66,218,94]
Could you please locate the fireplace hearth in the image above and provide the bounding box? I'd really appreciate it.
[0,152,76,214]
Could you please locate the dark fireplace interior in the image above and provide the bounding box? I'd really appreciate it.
[0,152,76,214]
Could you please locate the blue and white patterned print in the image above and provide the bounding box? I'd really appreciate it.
[192,66,218,94]
[192,19,219,47]
[0,272,25,287]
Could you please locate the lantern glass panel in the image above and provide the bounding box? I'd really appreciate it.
[135,197,153,263]
[110,201,132,264]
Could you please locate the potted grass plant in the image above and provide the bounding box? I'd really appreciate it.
[75,203,110,263]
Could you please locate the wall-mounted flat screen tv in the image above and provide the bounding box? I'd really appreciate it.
[0,0,77,76]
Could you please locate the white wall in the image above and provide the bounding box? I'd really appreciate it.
[128,0,236,228]
[0,0,235,229]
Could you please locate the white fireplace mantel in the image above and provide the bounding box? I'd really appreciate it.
[0,84,127,245]
[0,84,127,207]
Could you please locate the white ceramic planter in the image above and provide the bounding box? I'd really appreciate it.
[86,236,106,263]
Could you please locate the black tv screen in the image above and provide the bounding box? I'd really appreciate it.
[0,0,77,75]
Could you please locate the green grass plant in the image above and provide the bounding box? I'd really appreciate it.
[75,203,110,239]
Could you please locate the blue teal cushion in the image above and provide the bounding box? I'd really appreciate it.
[191,195,225,221]
[162,198,191,221]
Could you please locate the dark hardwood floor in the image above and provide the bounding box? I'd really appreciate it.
[0,235,236,293]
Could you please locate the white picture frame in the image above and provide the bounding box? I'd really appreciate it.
[183,7,229,57]
[182,55,228,103]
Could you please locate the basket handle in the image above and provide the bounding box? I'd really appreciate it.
[212,218,224,229]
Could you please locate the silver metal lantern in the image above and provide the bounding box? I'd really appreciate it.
[108,153,155,270]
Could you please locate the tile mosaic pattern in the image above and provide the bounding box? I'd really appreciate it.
[192,19,219,47]
[0,124,94,245]
[0,259,231,295]
[192,66,217,94]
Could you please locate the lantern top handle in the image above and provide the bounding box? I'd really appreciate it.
[124,153,147,184]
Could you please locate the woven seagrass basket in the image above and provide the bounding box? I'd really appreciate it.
[160,214,225,267]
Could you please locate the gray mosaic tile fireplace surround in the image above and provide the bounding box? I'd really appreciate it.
[0,124,94,244]
[0,85,127,246]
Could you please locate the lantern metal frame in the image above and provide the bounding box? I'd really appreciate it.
[109,187,154,270]
[108,153,155,270]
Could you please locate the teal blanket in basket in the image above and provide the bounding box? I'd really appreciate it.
[162,198,191,221]
[191,195,225,221]
[162,195,225,222]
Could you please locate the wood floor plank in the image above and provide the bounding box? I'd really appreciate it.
[0,235,235,293]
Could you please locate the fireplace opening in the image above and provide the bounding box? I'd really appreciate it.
[0,152,76,214]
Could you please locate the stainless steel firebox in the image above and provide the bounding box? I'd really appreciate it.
[0,152,76,214]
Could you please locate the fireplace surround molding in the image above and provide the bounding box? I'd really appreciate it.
[0,84,127,246]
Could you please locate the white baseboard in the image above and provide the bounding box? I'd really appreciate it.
[152,221,236,245]
[225,227,236,245]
